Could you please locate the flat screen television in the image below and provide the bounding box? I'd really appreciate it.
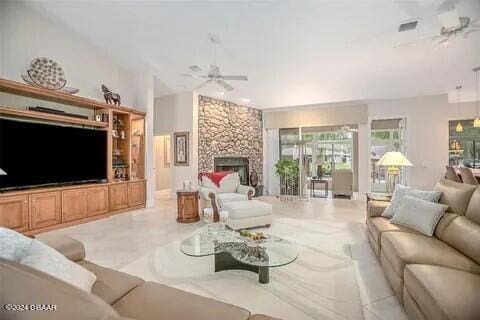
[0,118,107,191]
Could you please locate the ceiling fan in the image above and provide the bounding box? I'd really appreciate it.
[181,35,248,91]
[395,9,480,48]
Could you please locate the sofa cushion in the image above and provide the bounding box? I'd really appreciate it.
[434,212,459,239]
[382,185,442,219]
[435,178,477,215]
[437,215,480,265]
[217,193,248,207]
[113,281,251,320]
[403,287,428,320]
[20,239,97,292]
[0,257,120,320]
[250,315,282,320]
[404,264,480,320]
[78,260,144,305]
[381,232,480,278]
[39,235,86,262]
[366,216,417,245]
[465,187,480,224]
[367,200,390,218]
[390,196,448,236]
[222,200,273,219]
[0,227,33,261]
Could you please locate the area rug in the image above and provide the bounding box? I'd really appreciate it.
[120,218,364,320]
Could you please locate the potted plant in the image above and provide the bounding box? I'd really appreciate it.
[274,159,299,196]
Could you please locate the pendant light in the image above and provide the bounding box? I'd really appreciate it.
[456,85,463,132]
[474,67,480,128]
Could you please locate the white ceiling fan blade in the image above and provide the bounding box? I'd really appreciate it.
[394,34,443,48]
[221,75,248,81]
[464,29,479,38]
[195,80,212,90]
[470,18,480,27]
[217,79,234,91]
[433,38,451,50]
[181,73,208,79]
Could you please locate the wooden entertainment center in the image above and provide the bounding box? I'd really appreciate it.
[0,78,147,235]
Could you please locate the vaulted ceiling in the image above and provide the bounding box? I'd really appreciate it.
[25,0,480,108]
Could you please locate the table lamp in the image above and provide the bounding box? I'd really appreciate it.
[0,168,6,175]
[377,152,412,194]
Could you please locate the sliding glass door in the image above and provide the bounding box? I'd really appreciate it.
[370,118,406,192]
[302,130,353,179]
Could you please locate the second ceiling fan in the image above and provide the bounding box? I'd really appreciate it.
[181,35,248,91]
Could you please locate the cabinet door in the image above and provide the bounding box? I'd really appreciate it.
[109,184,128,211]
[87,186,109,217]
[29,192,61,229]
[128,181,145,207]
[62,189,88,222]
[0,195,29,232]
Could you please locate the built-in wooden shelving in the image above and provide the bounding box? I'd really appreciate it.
[0,106,109,128]
[0,78,145,116]
[0,77,147,235]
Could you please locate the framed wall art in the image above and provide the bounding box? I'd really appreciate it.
[174,131,189,166]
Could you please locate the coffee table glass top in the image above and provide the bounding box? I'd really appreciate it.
[180,230,298,268]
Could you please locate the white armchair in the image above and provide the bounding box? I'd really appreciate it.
[199,172,255,219]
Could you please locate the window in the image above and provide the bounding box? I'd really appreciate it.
[449,120,480,169]
[279,128,300,159]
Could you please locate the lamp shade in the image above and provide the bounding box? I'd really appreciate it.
[377,152,412,167]
[0,168,6,175]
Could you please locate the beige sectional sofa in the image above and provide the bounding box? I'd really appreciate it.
[366,178,480,320]
[0,236,279,320]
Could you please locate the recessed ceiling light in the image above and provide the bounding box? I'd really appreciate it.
[241,98,250,103]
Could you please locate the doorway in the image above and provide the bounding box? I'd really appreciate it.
[154,135,172,198]
[370,118,407,192]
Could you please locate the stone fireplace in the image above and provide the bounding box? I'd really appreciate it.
[214,157,249,185]
[198,95,263,185]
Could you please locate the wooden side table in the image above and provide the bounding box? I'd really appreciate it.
[176,190,200,223]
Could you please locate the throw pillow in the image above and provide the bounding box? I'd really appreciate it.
[382,184,442,218]
[390,196,448,236]
[0,227,33,261]
[20,239,96,292]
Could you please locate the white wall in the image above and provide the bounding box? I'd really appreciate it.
[262,94,479,194]
[0,2,136,106]
[264,104,368,129]
[154,92,198,198]
[154,136,171,190]
[0,1,156,206]
[365,95,478,191]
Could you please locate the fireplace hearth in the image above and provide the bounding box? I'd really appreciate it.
[214,157,249,186]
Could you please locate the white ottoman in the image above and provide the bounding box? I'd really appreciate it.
[222,200,273,230]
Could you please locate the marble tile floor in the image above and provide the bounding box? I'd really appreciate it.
[39,194,407,320]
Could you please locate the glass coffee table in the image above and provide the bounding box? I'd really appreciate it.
[180,230,297,284]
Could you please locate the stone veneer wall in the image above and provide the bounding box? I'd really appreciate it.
[198,95,263,183]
